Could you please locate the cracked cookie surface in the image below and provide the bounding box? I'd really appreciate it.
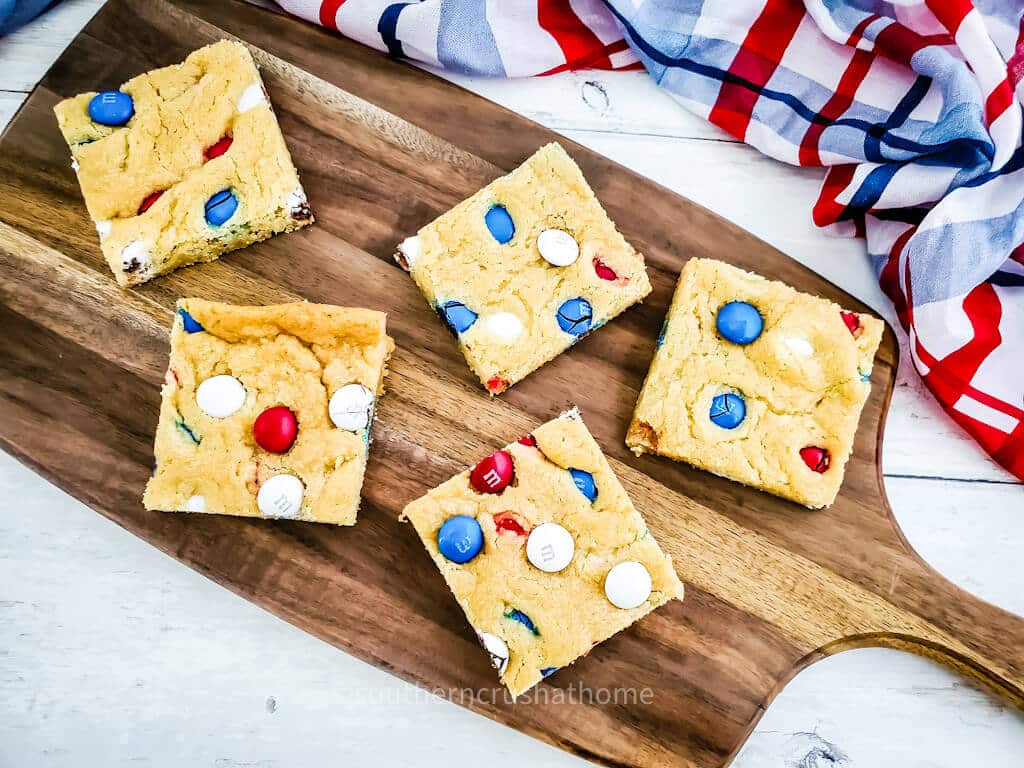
[143,299,392,525]
[397,143,651,394]
[402,409,683,697]
[54,40,312,287]
[627,258,883,508]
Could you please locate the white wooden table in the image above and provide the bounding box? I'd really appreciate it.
[1,2,1022,766]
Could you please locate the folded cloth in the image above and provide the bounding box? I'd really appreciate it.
[0,0,61,36]
[277,0,1024,481]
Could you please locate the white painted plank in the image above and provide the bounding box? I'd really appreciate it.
[0,0,104,92]
[886,475,1024,616]
[0,91,25,129]
[437,67,735,143]
[735,647,1024,768]
[1,454,1021,768]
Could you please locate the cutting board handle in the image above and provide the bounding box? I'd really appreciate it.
[830,543,1024,707]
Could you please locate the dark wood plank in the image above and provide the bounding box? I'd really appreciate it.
[0,1,1020,766]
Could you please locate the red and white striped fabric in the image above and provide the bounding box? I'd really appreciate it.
[274,0,1024,481]
[278,0,642,75]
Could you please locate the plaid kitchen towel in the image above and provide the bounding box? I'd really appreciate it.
[276,0,1024,480]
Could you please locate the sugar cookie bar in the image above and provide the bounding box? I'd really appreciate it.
[402,408,683,697]
[54,40,312,286]
[144,299,392,525]
[395,143,650,394]
[627,258,883,508]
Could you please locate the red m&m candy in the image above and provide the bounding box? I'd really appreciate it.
[253,406,298,453]
[517,434,537,447]
[470,449,514,494]
[800,446,831,473]
[493,510,529,537]
[841,311,860,335]
[204,136,233,162]
[486,376,509,394]
[138,190,164,214]
[593,257,617,281]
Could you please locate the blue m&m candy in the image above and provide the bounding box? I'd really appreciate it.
[178,308,204,334]
[485,205,515,244]
[437,515,483,563]
[503,608,539,635]
[716,301,763,345]
[439,300,478,334]
[569,468,597,503]
[656,319,669,349]
[556,297,592,336]
[710,392,746,429]
[204,189,238,226]
[88,90,134,126]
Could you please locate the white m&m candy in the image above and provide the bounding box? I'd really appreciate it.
[783,335,814,357]
[237,81,267,113]
[121,240,150,274]
[526,522,575,573]
[482,312,523,342]
[477,631,509,676]
[329,384,374,431]
[395,235,421,270]
[604,561,652,609]
[537,229,579,267]
[184,494,206,513]
[195,375,246,418]
[257,473,304,519]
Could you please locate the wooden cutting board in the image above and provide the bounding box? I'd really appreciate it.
[1,1,1021,765]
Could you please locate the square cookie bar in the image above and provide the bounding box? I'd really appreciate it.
[627,258,883,509]
[395,142,650,394]
[54,40,313,287]
[143,299,392,525]
[402,408,683,697]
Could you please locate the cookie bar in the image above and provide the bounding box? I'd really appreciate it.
[54,40,313,287]
[402,408,683,697]
[143,299,392,525]
[627,258,883,509]
[395,142,651,394]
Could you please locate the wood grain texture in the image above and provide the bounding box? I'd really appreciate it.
[0,2,1020,767]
